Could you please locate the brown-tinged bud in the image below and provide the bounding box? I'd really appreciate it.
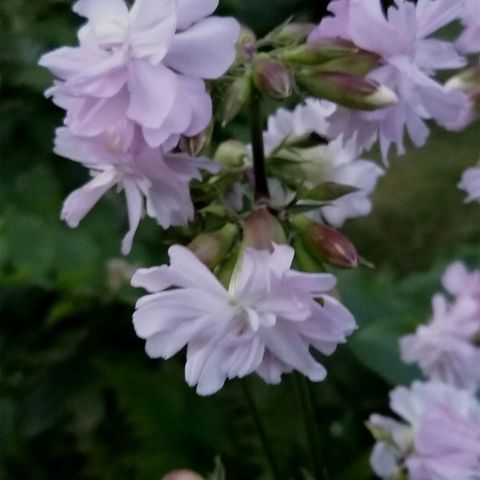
[312,50,384,76]
[281,39,360,65]
[179,122,214,156]
[242,206,287,252]
[296,71,397,110]
[162,470,204,480]
[214,140,248,167]
[253,54,294,100]
[235,25,256,64]
[265,22,316,45]
[188,224,238,269]
[219,74,252,127]
[291,215,358,268]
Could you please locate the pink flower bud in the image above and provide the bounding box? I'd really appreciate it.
[292,216,358,268]
[162,470,204,480]
[296,71,397,111]
[235,24,256,64]
[282,38,360,65]
[253,54,294,100]
[242,206,287,251]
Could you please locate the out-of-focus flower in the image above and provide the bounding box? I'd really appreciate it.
[56,127,218,254]
[445,66,480,130]
[457,0,480,54]
[162,470,204,480]
[459,165,480,203]
[400,262,480,391]
[262,98,384,226]
[39,0,240,150]
[368,381,480,480]
[131,244,356,395]
[442,261,480,300]
[309,0,468,160]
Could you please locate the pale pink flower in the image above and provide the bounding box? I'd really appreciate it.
[457,0,480,54]
[309,0,468,160]
[56,127,218,254]
[400,261,480,391]
[442,261,480,300]
[162,470,204,480]
[459,166,480,203]
[262,99,384,226]
[39,0,239,150]
[369,381,480,480]
[131,244,356,395]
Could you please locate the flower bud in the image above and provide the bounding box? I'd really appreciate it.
[292,215,358,268]
[214,140,248,167]
[235,25,256,64]
[242,206,287,252]
[162,470,204,480]
[296,71,397,110]
[188,224,239,269]
[282,39,360,65]
[265,22,316,45]
[219,74,252,127]
[179,122,214,156]
[312,51,383,76]
[253,54,294,100]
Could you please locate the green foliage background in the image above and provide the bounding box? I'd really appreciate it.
[1,1,479,479]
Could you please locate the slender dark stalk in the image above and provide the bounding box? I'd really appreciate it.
[249,93,270,201]
[240,379,282,480]
[294,374,328,480]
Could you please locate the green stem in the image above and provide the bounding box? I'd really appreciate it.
[294,374,328,480]
[240,379,282,480]
[249,93,270,201]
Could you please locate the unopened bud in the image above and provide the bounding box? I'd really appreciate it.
[292,216,358,268]
[312,50,383,76]
[253,54,294,100]
[180,123,214,156]
[219,74,252,127]
[188,224,238,269]
[265,22,316,45]
[214,140,248,167]
[162,470,204,480]
[242,207,287,251]
[282,39,360,65]
[296,71,397,110]
[236,25,256,64]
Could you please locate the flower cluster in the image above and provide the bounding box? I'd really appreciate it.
[261,98,384,226]
[40,0,240,252]
[132,244,356,395]
[368,381,480,480]
[309,0,469,160]
[400,261,480,391]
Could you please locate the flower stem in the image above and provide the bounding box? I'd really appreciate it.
[294,374,328,480]
[249,92,270,201]
[240,379,282,480]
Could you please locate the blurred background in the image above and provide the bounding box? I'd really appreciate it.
[1,1,479,479]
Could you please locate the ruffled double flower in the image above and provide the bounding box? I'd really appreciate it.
[40,0,240,252]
